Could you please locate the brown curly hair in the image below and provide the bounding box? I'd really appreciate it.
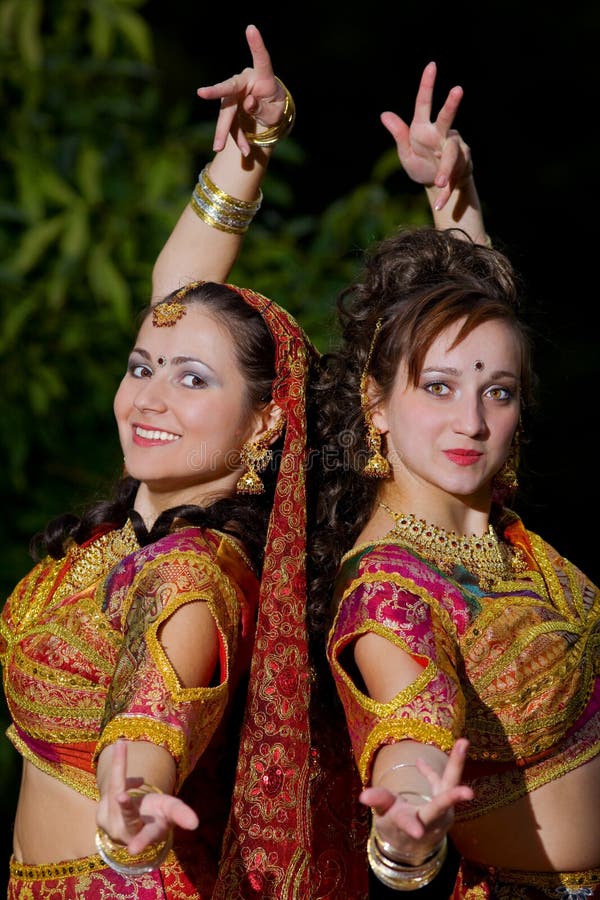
[308,227,536,644]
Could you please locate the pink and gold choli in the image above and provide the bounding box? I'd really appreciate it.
[0,519,259,898]
[327,511,600,897]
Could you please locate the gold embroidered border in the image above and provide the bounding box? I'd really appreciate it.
[117,548,240,694]
[59,520,139,607]
[488,862,600,889]
[529,532,579,619]
[10,854,107,880]
[96,715,184,771]
[359,719,455,784]
[9,849,178,880]
[457,730,600,821]
[330,621,436,717]
[469,615,581,696]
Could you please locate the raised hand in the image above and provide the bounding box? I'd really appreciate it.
[197,23,287,156]
[381,61,472,211]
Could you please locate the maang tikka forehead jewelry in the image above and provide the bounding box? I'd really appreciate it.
[152,281,206,328]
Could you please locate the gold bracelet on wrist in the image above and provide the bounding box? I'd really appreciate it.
[367,823,448,891]
[243,77,296,147]
[201,166,262,211]
[189,165,263,234]
[95,784,173,876]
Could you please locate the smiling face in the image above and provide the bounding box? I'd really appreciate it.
[372,317,521,513]
[114,305,268,515]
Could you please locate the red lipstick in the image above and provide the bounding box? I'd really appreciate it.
[443,449,482,466]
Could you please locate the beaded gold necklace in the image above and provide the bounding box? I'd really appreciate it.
[379,502,527,589]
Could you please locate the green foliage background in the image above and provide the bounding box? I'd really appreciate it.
[0,0,429,880]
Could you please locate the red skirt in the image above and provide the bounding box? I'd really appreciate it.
[9,851,206,899]
[451,858,600,899]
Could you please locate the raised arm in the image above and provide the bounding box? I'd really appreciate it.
[381,61,488,244]
[152,24,295,300]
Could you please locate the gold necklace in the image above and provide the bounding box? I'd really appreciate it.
[379,503,527,589]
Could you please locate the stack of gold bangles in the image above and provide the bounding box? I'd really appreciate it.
[189,78,295,234]
[190,165,263,235]
[367,822,448,891]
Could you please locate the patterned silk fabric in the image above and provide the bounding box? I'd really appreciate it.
[8,850,213,900]
[213,287,368,899]
[450,858,600,898]
[327,512,600,818]
[1,522,260,898]
[1,283,367,899]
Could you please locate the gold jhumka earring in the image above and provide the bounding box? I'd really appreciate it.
[493,423,521,498]
[360,318,391,479]
[236,419,285,495]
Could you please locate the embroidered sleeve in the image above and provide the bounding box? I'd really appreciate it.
[328,554,467,785]
[95,543,244,790]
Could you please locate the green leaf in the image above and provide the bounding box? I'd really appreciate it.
[87,244,131,326]
[18,0,43,69]
[115,9,152,61]
[88,5,113,59]
[75,144,103,204]
[0,0,19,51]
[0,295,37,352]
[60,204,90,262]
[14,158,45,219]
[11,215,65,274]
[39,170,79,208]
[46,269,70,310]
[28,363,64,414]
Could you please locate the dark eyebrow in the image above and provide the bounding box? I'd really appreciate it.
[489,369,520,380]
[130,348,217,375]
[421,366,460,376]
[421,366,519,380]
[170,355,208,366]
[130,347,151,360]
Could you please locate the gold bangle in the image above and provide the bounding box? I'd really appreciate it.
[190,191,251,235]
[201,166,262,211]
[243,77,296,147]
[95,784,173,876]
[367,824,447,891]
[189,166,263,234]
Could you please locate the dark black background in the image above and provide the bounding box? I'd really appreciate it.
[153,3,600,575]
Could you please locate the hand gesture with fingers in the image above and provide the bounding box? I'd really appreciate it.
[381,61,472,211]
[197,23,289,156]
[96,740,199,858]
[360,738,473,863]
